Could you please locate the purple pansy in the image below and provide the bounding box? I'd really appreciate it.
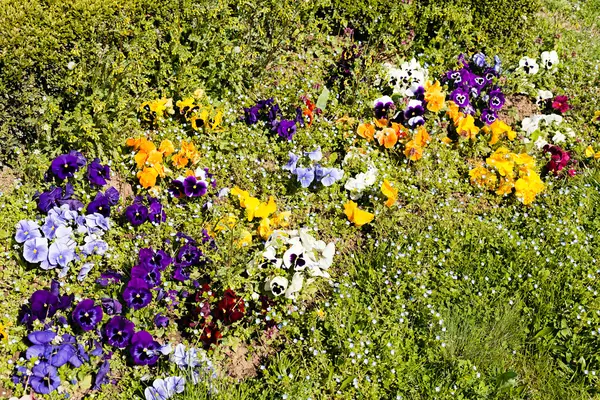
[50,153,82,181]
[373,96,395,120]
[276,120,297,141]
[318,167,344,187]
[101,298,123,315]
[488,88,505,110]
[139,248,172,271]
[30,362,61,394]
[154,313,170,328]
[131,264,162,288]
[481,109,498,125]
[125,203,148,226]
[148,200,166,223]
[104,316,135,348]
[244,105,260,125]
[123,278,152,310]
[450,88,470,108]
[96,271,123,287]
[183,176,207,197]
[130,331,161,366]
[72,299,104,331]
[87,192,111,217]
[87,158,111,186]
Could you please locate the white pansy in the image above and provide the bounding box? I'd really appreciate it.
[345,167,378,200]
[519,56,539,75]
[552,132,566,143]
[384,59,428,96]
[540,50,559,70]
[534,136,549,149]
[264,276,289,297]
[284,272,304,300]
[536,90,553,105]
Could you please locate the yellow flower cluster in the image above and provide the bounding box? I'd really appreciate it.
[469,147,544,204]
[176,92,224,133]
[230,187,291,244]
[357,122,431,161]
[139,97,174,122]
[126,137,201,189]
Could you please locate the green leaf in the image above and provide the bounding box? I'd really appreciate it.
[316,87,330,111]
[79,374,92,391]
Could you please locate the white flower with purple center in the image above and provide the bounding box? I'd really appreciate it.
[541,51,559,70]
[519,56,539,75]
[264,276,289,297]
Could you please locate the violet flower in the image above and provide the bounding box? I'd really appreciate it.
[72,299,104,331]
[139,248,172,271]
[87,192,111,217]
[87,158,111,186]
[276,120,297,141]
[23,237,49,264]
[15,220,42,243]
[148,200,166,223]
[125,203,148,226]
[50,153,81,181]
[131,264,162,288]
[154,313,170,328]
[282,152,299,173]
[101,298,122,315]
[488,88,505,110]
[130,331,161,366]
[30,362,61,394]
[450,88,470,108]
[104,316,135,348]
[295,167,315,188]
[183,176,207,197]
[481,108,498,125]
[123,278,152,310]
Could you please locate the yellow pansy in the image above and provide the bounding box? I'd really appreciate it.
[137,167,159,188]
[344,200,374,227]
[496,177,515,196]
[381,179,398,207]
[236,230,253,247]
[485,120,516,145]
[258,218,273,240]
[456,114,480,140]
[272,211,292,228]
[469,166,497,190]
[515,170,545,205]
[414,126,430,147]
[254,196,277,220]
[375,127,398,149]
[486,147,514,178]
[424,80,445,112]
[244,196,261,221]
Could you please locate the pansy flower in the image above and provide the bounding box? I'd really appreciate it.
[541,50,559,70]
[276,120,297,141]
[87,158,111,186]
[488,88,505,110]
[295,167,315,188]
[381,179,398,207]
[450,88,470,108]
[130,331,161,366]
[123,278,152,310]
[343,200,374,227]
[519,57,539,75]
[551,95,571,114]
[264,276,288,297]
[373,96,395,120]
[49,151,86,181]
[72,299,103,331]
[125,202,149,226]
[16,220,42,243]
[214,289,245,325]
[30,363,61,394]
[481,109,498,125]
[23,237,49,264]
[104,316,135,348]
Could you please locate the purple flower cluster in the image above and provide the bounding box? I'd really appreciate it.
[36,183,84,213]
[169,168,215,199]
[243,98,300,141]
[444,52,505,125]
[125,195,166,226]
[17,204,111,273]
[283,148,344,188]
[87,187,120,217]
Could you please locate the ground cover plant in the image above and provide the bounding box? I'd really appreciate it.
[1,0,600,399]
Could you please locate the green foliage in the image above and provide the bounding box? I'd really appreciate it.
[0,0,541,165]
